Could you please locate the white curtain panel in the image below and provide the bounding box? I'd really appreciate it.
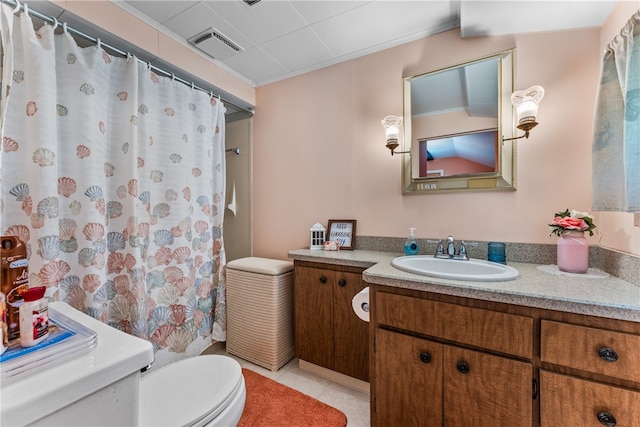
[0,5,227,366]
[592,10,640,213]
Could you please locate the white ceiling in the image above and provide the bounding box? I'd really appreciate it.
[118,0,619,88]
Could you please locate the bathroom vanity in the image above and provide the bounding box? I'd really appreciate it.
[288,249,640,427]
[371,284,640,426]
[294,260,369,384]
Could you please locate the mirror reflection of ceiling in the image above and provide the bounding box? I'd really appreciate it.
[426,131,496,168]
[411,58,498,119]
[115,0,616,87]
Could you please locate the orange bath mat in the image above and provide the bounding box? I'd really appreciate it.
[238,368,348,427]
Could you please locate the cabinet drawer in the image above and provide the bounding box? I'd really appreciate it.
[541,320,640,383]
[540,370,640,426]
[376,292,532,358]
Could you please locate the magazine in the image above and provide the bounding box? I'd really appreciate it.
[0,307,97,384]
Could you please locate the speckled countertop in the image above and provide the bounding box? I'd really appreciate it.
[288,249,640,323]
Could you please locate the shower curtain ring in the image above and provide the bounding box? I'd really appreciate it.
[62,22,68,33]
[96,38,101,49]
[51,17,59,30]
[12,0,21,14]
[23,3,28,16]
[171,73,175,81]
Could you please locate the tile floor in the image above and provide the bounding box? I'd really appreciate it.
[203,347,371,426]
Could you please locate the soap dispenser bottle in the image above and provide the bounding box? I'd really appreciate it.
[404,228,419,255]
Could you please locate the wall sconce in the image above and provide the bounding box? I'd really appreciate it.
[381,115,409,155]
[503,85,545,141]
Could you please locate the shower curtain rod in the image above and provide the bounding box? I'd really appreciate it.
[1,0,254,117]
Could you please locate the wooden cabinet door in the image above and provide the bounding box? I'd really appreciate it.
[333,270,369,381]
[540,370,640,427]
[444,346,532,427]
[294,265,334,369]
[374,328,443,426]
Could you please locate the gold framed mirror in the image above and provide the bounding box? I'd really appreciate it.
[401,49,516,193]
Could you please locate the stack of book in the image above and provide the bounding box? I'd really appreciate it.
[0,307,97,384]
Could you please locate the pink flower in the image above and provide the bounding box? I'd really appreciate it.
[552,216,588,231]
[549,208,597,237]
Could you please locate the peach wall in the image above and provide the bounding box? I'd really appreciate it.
[253,19,639,260]
[50,0,639,259]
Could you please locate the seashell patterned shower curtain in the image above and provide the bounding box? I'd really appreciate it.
[0,4,227,367]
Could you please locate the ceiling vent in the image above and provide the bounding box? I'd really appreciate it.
[242,0,262,6]
[188,28,244,61]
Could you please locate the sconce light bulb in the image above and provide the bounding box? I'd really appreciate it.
[511,85,544,134]
[386,125,400,140]
[381,115,403,153]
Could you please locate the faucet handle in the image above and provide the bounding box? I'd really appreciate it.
[427,239,444,255]
[458,241,478,258]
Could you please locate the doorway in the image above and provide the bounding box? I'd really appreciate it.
[224,118,252,261]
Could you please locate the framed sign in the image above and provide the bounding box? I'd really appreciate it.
[327,219,357,250]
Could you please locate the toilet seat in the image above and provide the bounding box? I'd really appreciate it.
[140,355,246,427]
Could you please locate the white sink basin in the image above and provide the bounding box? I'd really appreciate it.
[391,256,519,282]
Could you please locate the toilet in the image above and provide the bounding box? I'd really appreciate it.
[140,355,246,427]
[1,302,246,427]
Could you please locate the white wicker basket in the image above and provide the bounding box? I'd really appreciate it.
[226,257,294,371]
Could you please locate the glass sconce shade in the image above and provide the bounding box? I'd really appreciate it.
[510,86,544,131]
[381,115,403,151]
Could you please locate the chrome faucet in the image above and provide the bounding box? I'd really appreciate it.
[446,236,456,256]
[428,236,478,260]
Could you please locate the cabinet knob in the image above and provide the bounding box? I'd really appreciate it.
[597,411,617,427]
[419,352,431,364]
[319,276,327,283]
[338,279,346,287]
[456,361,470,374]
[598,347,618,362]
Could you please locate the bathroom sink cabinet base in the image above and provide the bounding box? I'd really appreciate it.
[369,284,640,427]
[294,261,369,382]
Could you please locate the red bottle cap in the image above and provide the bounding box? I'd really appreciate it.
[21,286,46,302]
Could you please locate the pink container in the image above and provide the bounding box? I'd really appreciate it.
[556,231,589,274]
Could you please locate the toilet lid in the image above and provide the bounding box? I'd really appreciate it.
[140,355,243,427]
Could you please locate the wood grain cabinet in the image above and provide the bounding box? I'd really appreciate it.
[294,261,369,382]
[370,285,640,427]
[540,321,640,426]
[372,289,533,427]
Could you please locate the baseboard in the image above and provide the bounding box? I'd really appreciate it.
[298,359,370,395]
[200,341,226,355]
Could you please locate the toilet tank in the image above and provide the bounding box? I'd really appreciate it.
[1,302,154,426]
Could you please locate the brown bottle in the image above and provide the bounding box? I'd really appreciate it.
[1,236,29,341]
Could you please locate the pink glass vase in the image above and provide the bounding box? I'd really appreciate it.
[556,231,589,273]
